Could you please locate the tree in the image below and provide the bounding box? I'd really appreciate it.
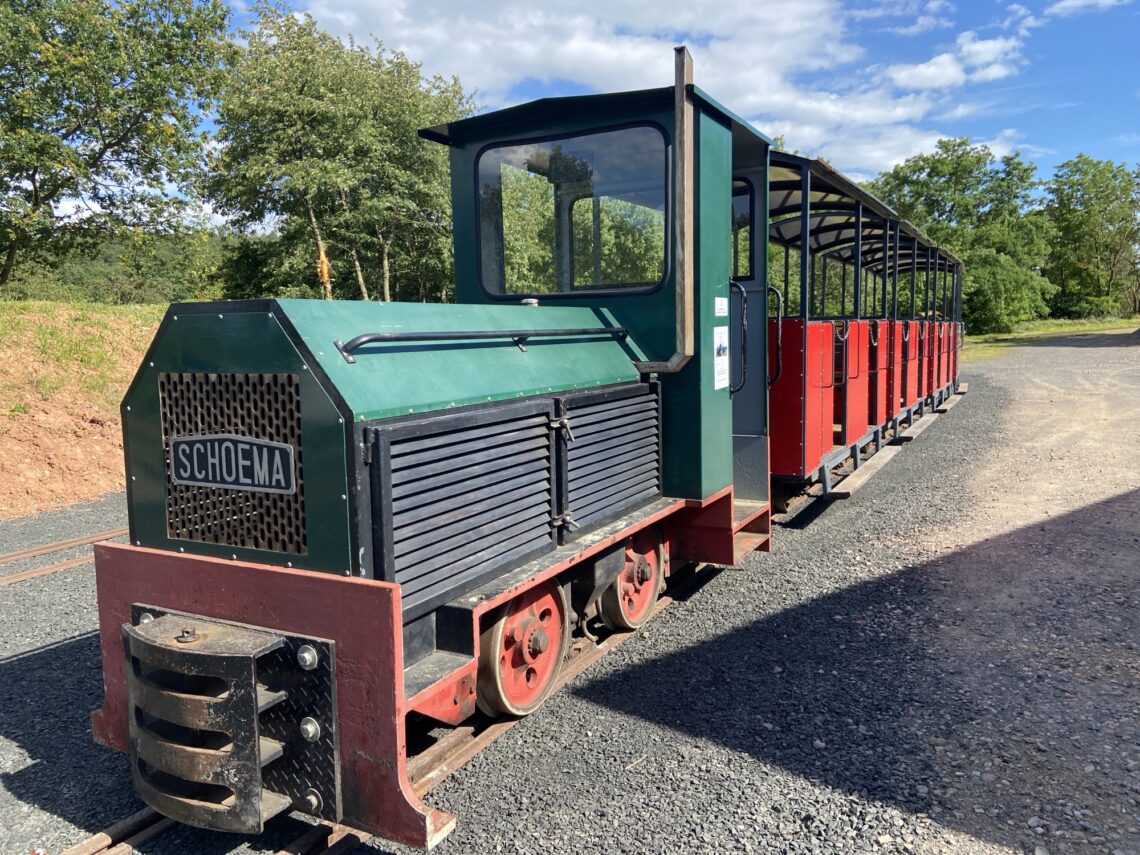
[208,5,471,302]
[868,138,1055,332]
[1043,155,1140,317]
[0,0,230,291]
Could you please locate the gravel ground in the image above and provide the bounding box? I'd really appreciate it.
[2,331,1137,855]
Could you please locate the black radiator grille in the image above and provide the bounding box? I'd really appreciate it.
[158,372,306,555]
[374,401,556,620]
[564,385,661,536]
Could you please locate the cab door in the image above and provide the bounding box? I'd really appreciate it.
[728,166,770,502]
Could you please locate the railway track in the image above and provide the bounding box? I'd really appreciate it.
[58,806,370,855]
[0,526,127,587]
[54,563,716,855]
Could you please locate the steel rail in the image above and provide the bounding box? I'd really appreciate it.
[0,553,95,587]
[61,808,369,855]
[0,527,127,567]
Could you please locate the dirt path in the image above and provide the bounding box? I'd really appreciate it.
[964,330,1140,538]
[918,330,1140,855]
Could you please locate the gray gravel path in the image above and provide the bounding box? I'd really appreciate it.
[2,330,1137,855]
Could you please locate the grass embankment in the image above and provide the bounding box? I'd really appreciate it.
[962,316,1140,362]
[0,301,164,518]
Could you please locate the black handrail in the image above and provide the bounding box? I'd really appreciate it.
[767,284,783,388]
[334,327,629,363]
[729,280,748,397]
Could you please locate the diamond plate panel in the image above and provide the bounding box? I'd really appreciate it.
[257,636,340,821]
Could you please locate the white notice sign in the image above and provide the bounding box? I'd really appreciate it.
[713,326,730,390]
[714,296,729,317]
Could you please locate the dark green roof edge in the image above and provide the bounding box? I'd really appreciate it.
[690,84,774,147]
[419,87,674,145]
[419,83,774,148]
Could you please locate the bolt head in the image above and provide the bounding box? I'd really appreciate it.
[296,645,318,671]
[299,716,321,742]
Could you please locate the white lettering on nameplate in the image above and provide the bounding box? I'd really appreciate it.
[170,434,296,494]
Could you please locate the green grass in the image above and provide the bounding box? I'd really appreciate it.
[967,315,1139,342]
[962,315,1139,362]
[0,301,166,410]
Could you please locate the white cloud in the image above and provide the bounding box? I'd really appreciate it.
[886,30,1025,91]
[885,53,967,90]
[891,14,954,35]
[968,62,1019,83]
[1044,0,1130,16]
[888,0,955,34]
[976,128,1052,158]
[939,101,980,119]
[292,0,1061,175]
[1003,3,1047,35]
[955,31,1021,68]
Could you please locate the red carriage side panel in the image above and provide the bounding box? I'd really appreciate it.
[841,320,870,446]
[806,321,835,475]
[939,321,948,392]
[769,318,836,480]
[904,321,920,409]
[943,322,953,390]
[925,320,937,399]
[887,320,903,418]
[768,318,806,477]
[869,320,890,428]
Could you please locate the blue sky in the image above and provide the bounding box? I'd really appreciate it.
[246,0,1138,181]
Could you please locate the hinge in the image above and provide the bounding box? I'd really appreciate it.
[362,430,374,465]
[549,415,574,442]
[552,512,579,533]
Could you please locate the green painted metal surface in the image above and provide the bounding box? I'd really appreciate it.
[123,307,353,573]
[660,107,733,498]
[278,299,644,421]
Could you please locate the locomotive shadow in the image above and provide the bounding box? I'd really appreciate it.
[0,632,324,854]
[574,488,1140,851]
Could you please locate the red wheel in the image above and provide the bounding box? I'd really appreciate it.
[476,580,569,717]
[598,530,663,631]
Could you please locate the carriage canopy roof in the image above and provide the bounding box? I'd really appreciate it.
[768,151,960,273]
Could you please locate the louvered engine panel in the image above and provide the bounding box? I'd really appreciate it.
[563,383,661,539]
[370,400,557,621]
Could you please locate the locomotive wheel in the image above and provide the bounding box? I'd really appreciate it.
[598,530,663,631]
[476,579,569,717]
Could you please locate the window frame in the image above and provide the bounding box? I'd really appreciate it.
[473,121,672,301]
[731,177,755,281]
